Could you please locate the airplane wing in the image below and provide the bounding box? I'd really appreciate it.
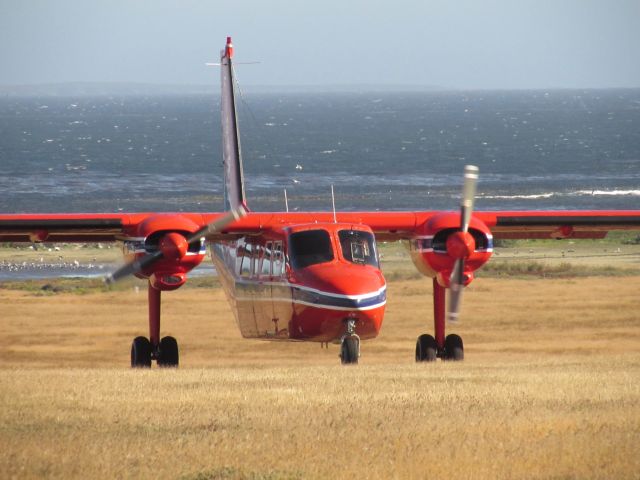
[0,211,254,285]
[0,214,131,243]
[473,210,640,239]
[2,210,640,244]
[0,212,247,243]
[0,212,419,243]
[216,210,640,241]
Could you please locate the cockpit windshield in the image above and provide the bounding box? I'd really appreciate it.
[289,229,335,269]
[338,230,378,268]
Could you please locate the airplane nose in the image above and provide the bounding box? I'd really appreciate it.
[290,263,387,341]
[298,263,385,297]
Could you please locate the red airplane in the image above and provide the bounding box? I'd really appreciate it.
[1,37,639,366]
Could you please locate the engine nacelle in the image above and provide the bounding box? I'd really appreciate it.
[149,271,187,291]
[122,214,207,287]
[408,212,493,286]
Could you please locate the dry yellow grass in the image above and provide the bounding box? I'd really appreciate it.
[1,276,640,479]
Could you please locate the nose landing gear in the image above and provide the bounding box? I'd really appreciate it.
[339,318,360,365]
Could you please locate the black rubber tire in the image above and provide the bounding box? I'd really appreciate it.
[415,334,438,362]
[131,336,152,368]
[340,336,359,365]
[444,334,464,361]
[158,336,179,368]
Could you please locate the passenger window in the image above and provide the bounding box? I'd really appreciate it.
[225,242,234,265]
[240,243,252,277]
[261,242,272,277]
[338,230,379,268]
[236,243,244,275]
[273,242,283,277]
[251,245,260,277]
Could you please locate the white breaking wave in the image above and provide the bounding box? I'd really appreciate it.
[574,189,640,196]
[481,193,555,199]
[481,189,640,200]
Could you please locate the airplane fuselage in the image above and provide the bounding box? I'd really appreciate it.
[210,222,386,342]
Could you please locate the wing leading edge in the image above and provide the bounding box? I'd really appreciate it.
[475,210,640,239]
[213,210,640,240]
[0,214,128,243]
[0,210,639,244]
[0,212,248,243]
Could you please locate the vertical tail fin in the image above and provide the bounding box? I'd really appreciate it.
[220,36,248,212]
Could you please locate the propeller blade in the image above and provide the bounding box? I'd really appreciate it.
[444,165,479,322]
[105,205,247,285]
[448,287,463,323]
[460,165,479,233]
[447,259,464,323]
[185,204,247,246]
[450,257,465,286]
[447,259,465,322]
[105,250,163,284]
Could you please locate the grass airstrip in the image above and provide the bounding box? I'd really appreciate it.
[1,235,639,479]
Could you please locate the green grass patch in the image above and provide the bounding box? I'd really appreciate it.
[477,260,627,278]
[494,230,640,248]
[0,275,221,295]
[0,277,112,295]
[180,467,303,480]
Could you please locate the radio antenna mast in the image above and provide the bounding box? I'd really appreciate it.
[331,185,337,223]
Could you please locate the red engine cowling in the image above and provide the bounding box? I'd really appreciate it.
[408,212,493,287]
[123,214,207,290]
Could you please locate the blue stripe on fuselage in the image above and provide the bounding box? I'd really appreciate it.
[234,280,386,311]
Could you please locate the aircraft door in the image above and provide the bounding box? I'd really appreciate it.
[234,239,259,337]
[255,241,277,336]
[270,241,287,337]
[257,240,287,337]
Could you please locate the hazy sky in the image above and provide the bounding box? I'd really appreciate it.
[1,0,639,89]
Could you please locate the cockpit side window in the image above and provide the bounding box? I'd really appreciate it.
[289,230,334,269]
[338,230,379,268]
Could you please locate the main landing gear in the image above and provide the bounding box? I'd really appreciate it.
[130,283,179,368]
[339,318,360,365]
[415,278,464,362]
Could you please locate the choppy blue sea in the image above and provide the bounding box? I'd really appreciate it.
[1,89,639,213]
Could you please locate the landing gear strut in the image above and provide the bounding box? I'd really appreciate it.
[339,318,360,365]
[130,283,179,368]
[415,278,464,362]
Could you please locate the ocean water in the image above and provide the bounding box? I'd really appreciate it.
[1,89,639,213]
